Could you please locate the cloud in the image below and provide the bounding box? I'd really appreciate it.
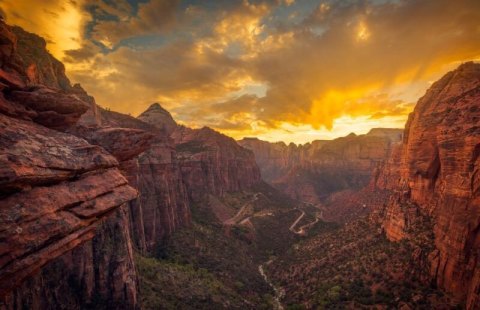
[89,0,180,48]
[2,0,480,143]
[0,0,89,57]
[248,0,480,131]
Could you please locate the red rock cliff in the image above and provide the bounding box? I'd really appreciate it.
[375,62,480,309]
[100,107,191,254]
[138,103,262,203]
[172,126,262,202]
[0,21,151,309]
[239,128,402,203]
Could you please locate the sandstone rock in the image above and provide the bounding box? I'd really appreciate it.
[0,69,25,89]
[6,86,89,130]
[138,102,178,135]
[3,205,139,310]
[0,92,35,121]
[70,126,154,162]
[375,62,480,309]
[100,106,156,132]
[0,21,17,67]
[72,83,103,126]
[0,168,137,298]
[126,140,190,253]
[0,113,117,194]
[239,128,402,204]
[11,26,71,90]
[0,20,140,309]
[174,126,262,201]
[238,138,297,181]
[100,108,190,254]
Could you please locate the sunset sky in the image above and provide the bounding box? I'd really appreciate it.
[1,0,479,143]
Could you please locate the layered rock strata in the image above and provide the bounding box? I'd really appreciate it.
[239,128,402,203]
[0,20,151,309]
[373,62,480,309]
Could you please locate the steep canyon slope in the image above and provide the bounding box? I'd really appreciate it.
[0,19,267,309]
[1,16,478,310]
[265,62,480,309]
[239,128,402,207]
[0,20,153,309]
[373,62,480,309]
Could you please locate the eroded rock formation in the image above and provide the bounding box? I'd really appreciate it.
[239,128,402,204]
[98,107,191,254]
[136,103,262,204]
[374,62,480,309]
[0,20,152,309]
[173,126,262,202]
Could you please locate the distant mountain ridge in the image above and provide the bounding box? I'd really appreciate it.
[239,128,403,204]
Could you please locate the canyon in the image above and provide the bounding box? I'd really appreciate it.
[238,128,402,205]
[0,19,478,310]
[374,62,480,308]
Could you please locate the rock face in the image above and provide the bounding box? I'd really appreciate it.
[103,103,261,253]
[173,126,262,202]
[128,139,191,253]
[137,103,262,203]
[239,128,402,204]
[374,62,480,309]
[69,125,154,162]
[99,108,191,254]
[99,102,262,253]
[0,20,150,309]
[138,103,177,135]
[4,206,138,310]
[9,26,71,90]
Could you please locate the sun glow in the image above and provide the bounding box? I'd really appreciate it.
[0,0,478,144]
[0,0,87,59]
[356,21,371,42]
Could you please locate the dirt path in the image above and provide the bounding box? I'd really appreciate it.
[297,214,320,235]
[258,262,284,310]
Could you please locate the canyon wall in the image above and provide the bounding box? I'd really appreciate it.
[99,107,191,255]
[0,20,152,309]
[240,128,402,203]
[100,102,262,253]
[374,62,480,309]
[139,103,262,203]
[0,21,203,308]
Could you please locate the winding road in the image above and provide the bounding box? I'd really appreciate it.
[223,193,260,225]
[288,209,306,234]
[289,209,324,235]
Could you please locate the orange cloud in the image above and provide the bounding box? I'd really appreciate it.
[1,0,479,143]
[0,0,88,58]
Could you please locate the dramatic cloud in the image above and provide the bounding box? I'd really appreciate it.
[1,0,479,143]
[0,0,89,57]
[90,0,180,48]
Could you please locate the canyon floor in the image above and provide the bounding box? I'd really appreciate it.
[133,186,459,310]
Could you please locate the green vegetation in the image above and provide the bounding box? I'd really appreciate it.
[136,254,248,309]
[266,217,456,309]
[175,141,210,153]
[135,181,449,309]
[137,197,276,309]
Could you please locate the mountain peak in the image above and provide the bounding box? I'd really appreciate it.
[146,102,168,112]
[138,102,177,134]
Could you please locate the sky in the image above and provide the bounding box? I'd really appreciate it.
[0,0,479,143]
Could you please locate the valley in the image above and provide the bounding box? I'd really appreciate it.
[0,9,479,310]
